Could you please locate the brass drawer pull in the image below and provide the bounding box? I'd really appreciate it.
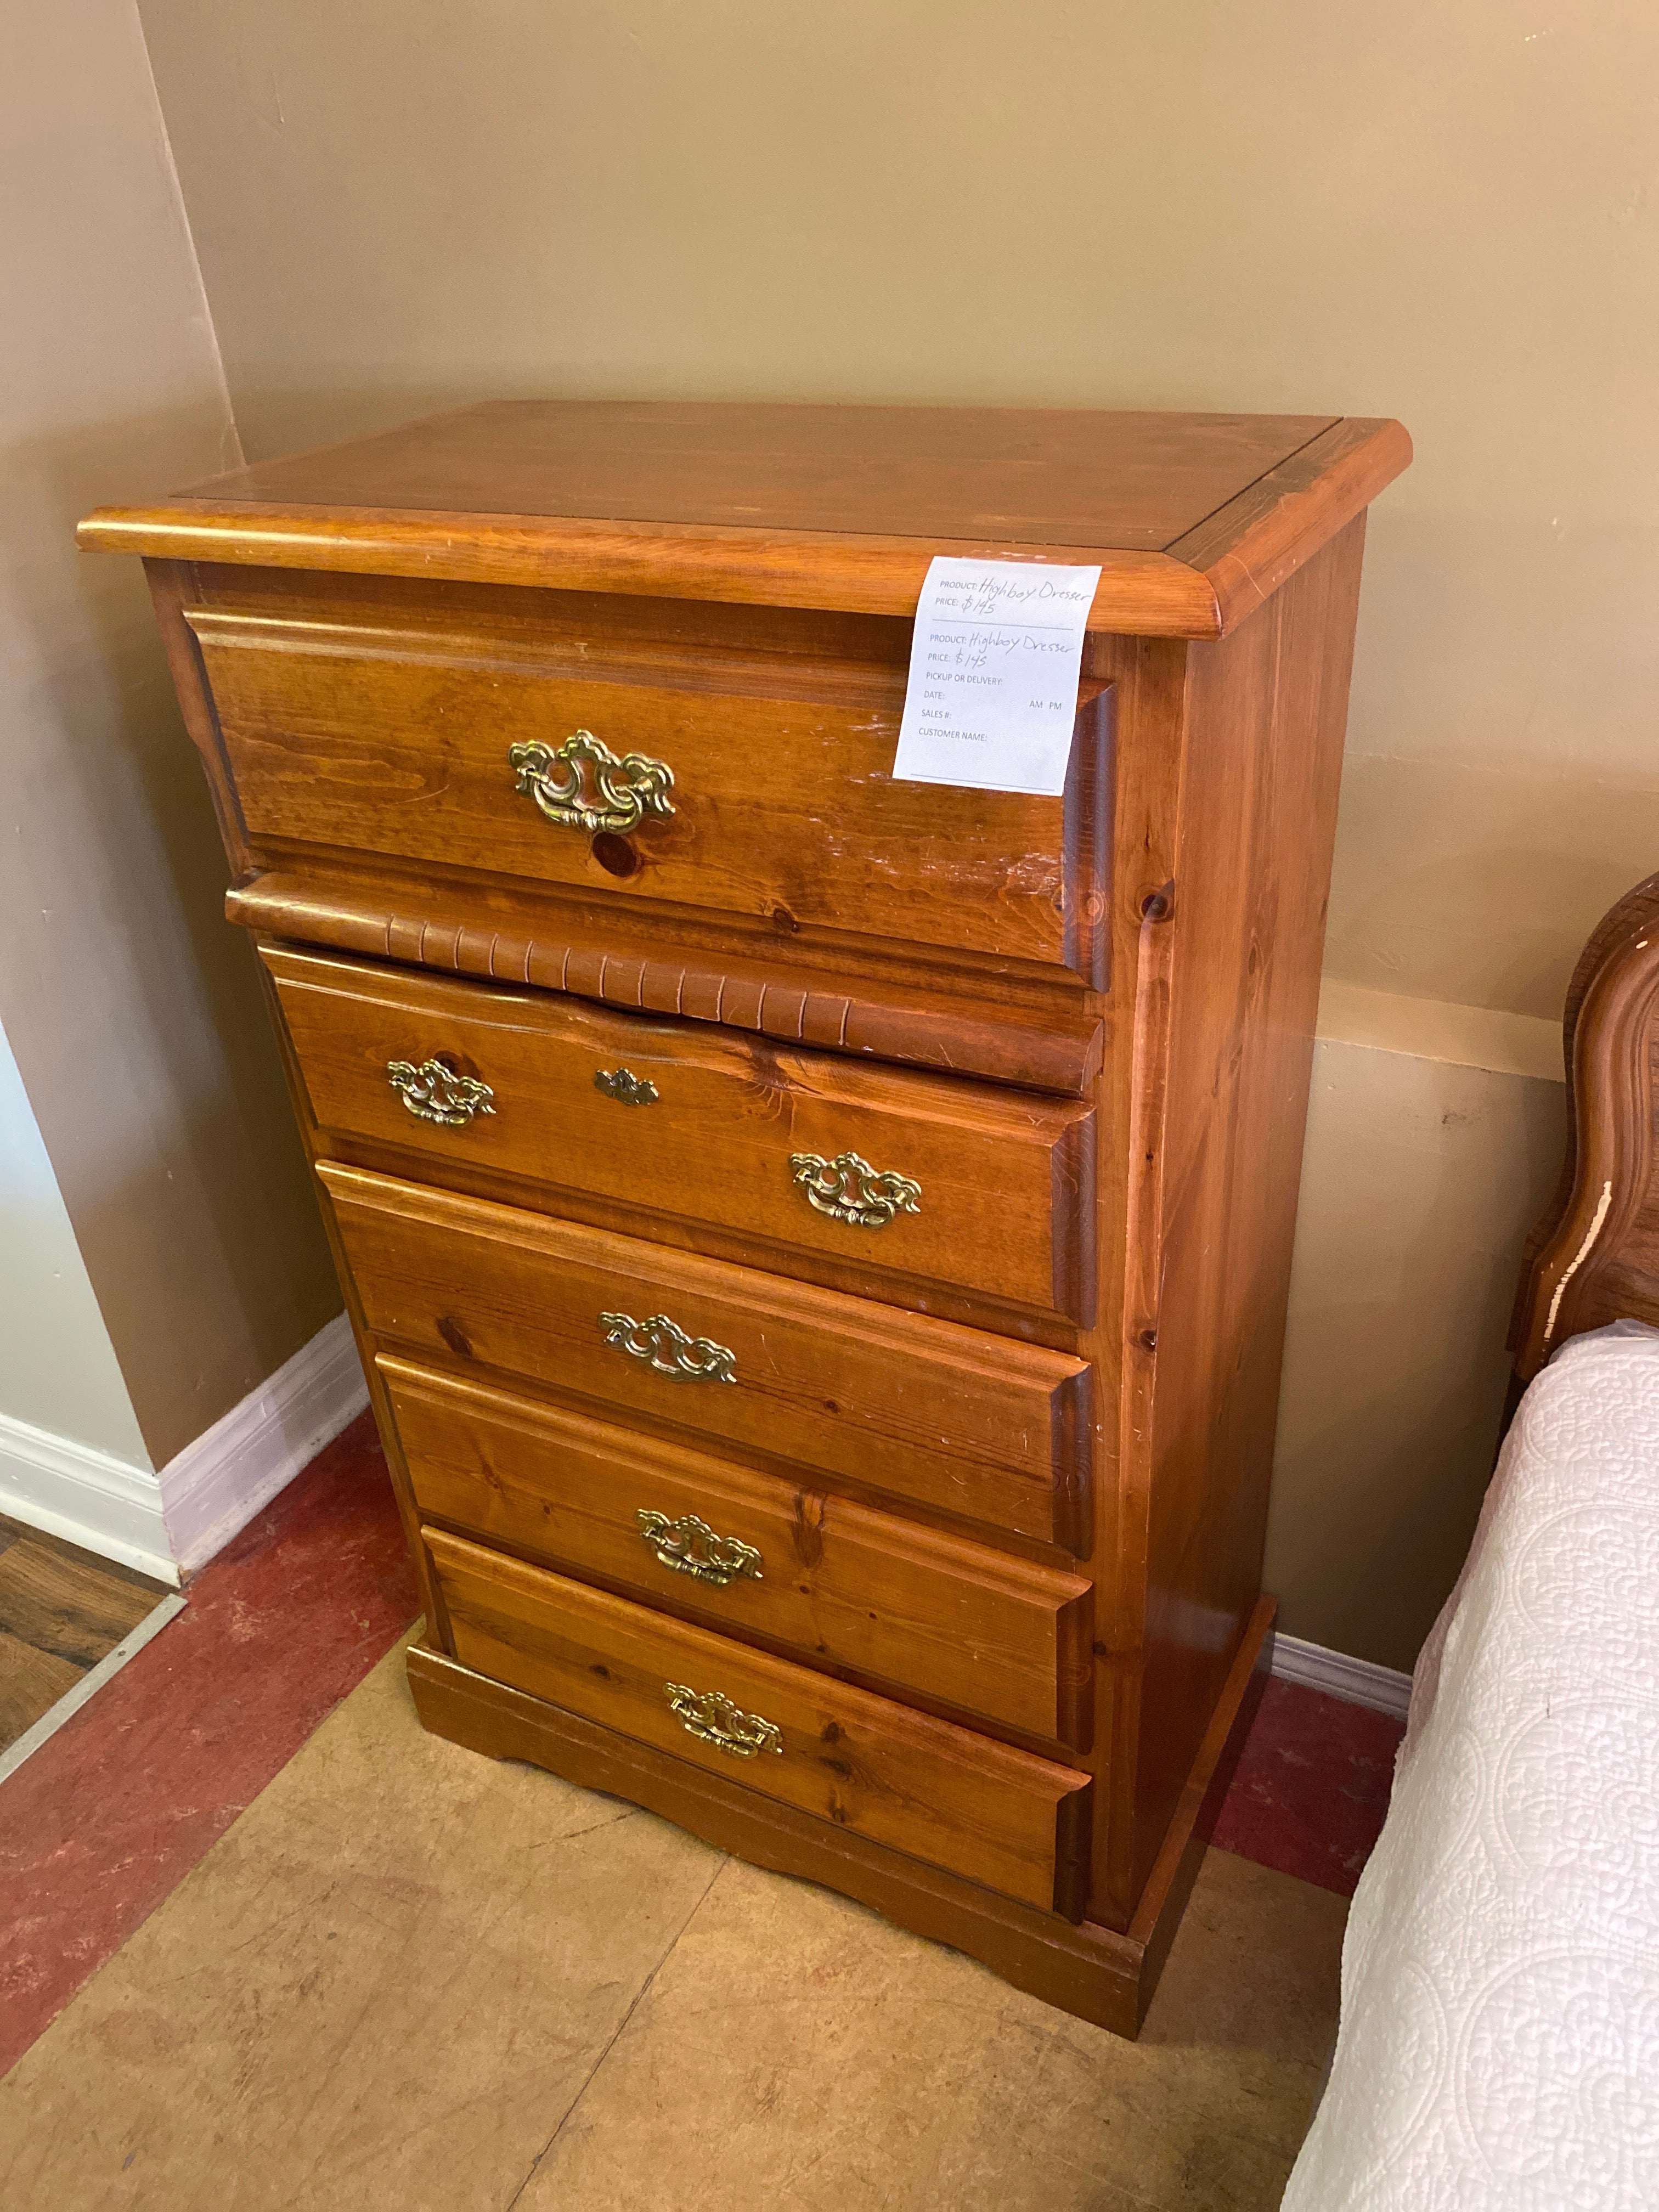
[595,1066,659,1105]
[600,1311,737,1385]
[789,1149,921,1229]
[664,1682,783,1759]
[508,729,676,834]
[386,1058,496,1128]
[637,1509,763,1587]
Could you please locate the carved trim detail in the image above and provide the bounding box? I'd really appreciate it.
[229,876,1104,1094]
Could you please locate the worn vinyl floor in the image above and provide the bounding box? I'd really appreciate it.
[0,1629,1347,2212]
[0,1516,170,1752]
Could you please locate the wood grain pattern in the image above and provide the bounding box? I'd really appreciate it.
[320,1163,1093,1551]
[80,402,1409,638]
[1048,624,1190,1933]
[174,561,1110,1094]
[119,403,1343,547]
[267,944,1095,1325]
[0,1632,81,1749]
[0,1527,162,1665]
[385,1359,1093,1746]
[1165,416,1413,633]
[426,1525,1093,1915]
[1105,520,1369,1920]
[191,560,918,670]
[0,1517,168,1752]
[189,607,1110,981]
[248,956,458,1644]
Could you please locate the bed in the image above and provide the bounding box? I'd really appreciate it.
[1282,872,1659,2211]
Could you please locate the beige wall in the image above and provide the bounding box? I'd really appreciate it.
[1,0,340,1469]
[0,1016,151,1470]
[128,1,1652,1661]
[133,0,1659,1029]
[1268,1040,1565,1672]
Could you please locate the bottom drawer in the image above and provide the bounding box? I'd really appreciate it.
[389,1358,1094,1746]
[427,1527,1092,1918]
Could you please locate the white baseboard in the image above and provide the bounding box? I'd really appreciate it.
[0,1414,175,1584]
[160,1312,370,1572]
[1271,1629,1414,1719]
[0,1313,368,1582]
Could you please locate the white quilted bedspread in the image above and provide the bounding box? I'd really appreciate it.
[1282,1322,1659,2211]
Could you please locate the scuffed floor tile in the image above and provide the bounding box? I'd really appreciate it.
[0,1640,723,2212]
[0,1412,419,2076]
[0,1628,1346,2212]
[517,1847,1346,2212]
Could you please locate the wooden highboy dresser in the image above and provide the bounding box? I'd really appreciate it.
[84,404,1409,2033]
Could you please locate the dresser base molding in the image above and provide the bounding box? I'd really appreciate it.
[405,1592,1274,2039]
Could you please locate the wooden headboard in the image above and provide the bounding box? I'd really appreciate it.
[1511,868,1659,1380]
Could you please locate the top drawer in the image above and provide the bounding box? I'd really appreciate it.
[187,600,1109,982]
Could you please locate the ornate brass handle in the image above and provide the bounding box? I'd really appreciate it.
[663,1682,783,1759]
[788,1150,921,1229]
[386,1058,496,1128]
[599,1311,737,1385]
[637,1509,763,1587]
[507,730,675,834]
[595,1067,659,1105]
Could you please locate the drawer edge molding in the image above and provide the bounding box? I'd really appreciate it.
[228,872,1105,1096]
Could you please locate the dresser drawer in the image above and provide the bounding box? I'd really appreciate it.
[188,600,1109,982]
[426,1527,1092,1915]
[385,1358,1093,1746]
[269,946,1094,1325]
[323,1164,1092,1551]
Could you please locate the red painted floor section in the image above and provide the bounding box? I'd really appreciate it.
[1209,1674,1406,1896]
[0,1410,1402,2079]
[0,1412,419,2080]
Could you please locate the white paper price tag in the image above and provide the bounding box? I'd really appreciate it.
[891,557,1102,798]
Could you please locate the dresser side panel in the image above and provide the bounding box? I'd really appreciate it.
[1121,516,1368,1910]
[1077,633,1190,1924]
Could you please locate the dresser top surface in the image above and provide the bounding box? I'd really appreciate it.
[81,401,1410,640]
[170,403,1340,553]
